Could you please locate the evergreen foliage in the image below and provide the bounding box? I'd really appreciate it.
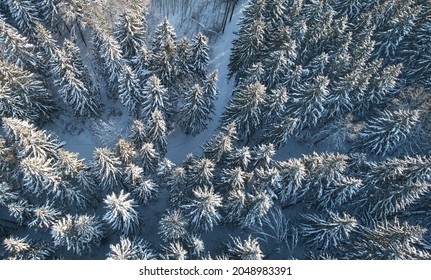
[103,190,139,235]
[114,8,147,58]
[182,185,222,233]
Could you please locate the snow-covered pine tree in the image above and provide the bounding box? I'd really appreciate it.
[51,214,103,255]
[251,143,275,170]
[188,158,214,189]
[166,166,188,206]
[186,234,206,259]
[132,176,158,205]
[189,32,210,77]
[287,75,329,131]
[92,147,123,191]
[300,211,358,251]
[107,238,157,260]
[3,235,53,260]
[262,50,292,89]
[124,163,144,187]
[34,22,58,66]
[51,45,99,116]
[103,190,139,235]
[223,188,247,225]
[114,7,147,58]
[115,139,136,165]
[131,46,149,78]
[145,110,168,156]
[302,152,352,205]
[226,146,252,170]
[228,0,267,82]
[118,64,142,116]
[261,114,298,148]
[0,18,41,70]
[363,63,402,111]
[174,36,192,79]
[28,201,61,229]
[123,163,157,205]
[150,17,176,54]
[2,117,63,159]
[347,218,431,260]
[178,84,211,136]
[0,181,18,206]
[0,60,56,123]
[219,166,251,193]
[276,158,307,203]
[220,81,266,141]
[158,209,189,242]
[399,3,431,89]
[372,0,417,63]
[141,75,169,121]
[2,0,41,40]
[241,187,273,228]
[359,109,420,157]
[202,122,237,164]
[37,0,60,28]
[7,199,32,226]
[139,142,159,174]
[262,87,288,123]
[228,235,264,260]
[92,30,124,95]
[362,156,431,219]
[202,70,219,115]
[148,17,176,86]
[129,119,146,149]
[163,241,187,260]
[182,185,222,233]
[55,0,87,39]
[20,156,60,196]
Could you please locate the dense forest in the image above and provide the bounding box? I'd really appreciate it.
[1,0,431,260]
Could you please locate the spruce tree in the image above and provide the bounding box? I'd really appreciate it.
[93,147,123,191]
[118,64,142,116]
[0,60,55,123]
[189,32,210,77]
[359,109,420,157]
[141,75,169,120]
[188,158,216,190]
[178,84,211,136]
[2,117,63,159]
[301,211,358,251]
[56,0,86,38]
[182,185,222,233]
[150,17,176,54]
[174,36,192,79]
[3,0,41,40]
[51,43,99,116]
[228,235,264,260]
[228,0,267,82]
[51,214,103,255]
[145,110,168,156]
[287,75,329,130]
[158,209,189,242]
[0,18,41,69]
[139,142,159,174]
[103,190,139,235]
[221,81,266,140]
[114,8,147,58]
[129,119,146,149]
[93,30,124,95]
[202,122,237,164]
[107,238,156,260]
